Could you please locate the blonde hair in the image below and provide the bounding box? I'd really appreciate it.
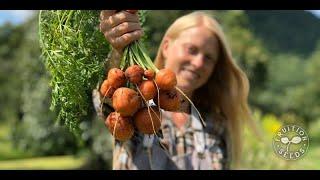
[154,11,254,168]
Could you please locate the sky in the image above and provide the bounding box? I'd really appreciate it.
[0,10,36,25]
[308,10,320,18]
[0,10,320,26]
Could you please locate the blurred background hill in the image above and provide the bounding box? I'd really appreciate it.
[246,10,320,57]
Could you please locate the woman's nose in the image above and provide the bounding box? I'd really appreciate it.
[191,54,205,69]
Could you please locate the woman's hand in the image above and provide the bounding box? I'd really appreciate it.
[100,10,143,54]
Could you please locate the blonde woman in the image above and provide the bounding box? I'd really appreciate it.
[98,10,253,170]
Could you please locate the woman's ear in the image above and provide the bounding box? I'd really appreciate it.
[162,38,171,59]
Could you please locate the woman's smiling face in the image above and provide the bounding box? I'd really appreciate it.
[163,26,219,94]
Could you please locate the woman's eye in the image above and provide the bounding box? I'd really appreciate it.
[205,55,213,61]
[205,54,217,65]
[187,46,198,55]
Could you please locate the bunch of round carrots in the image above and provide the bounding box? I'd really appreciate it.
[99,41,183,141]
[99,41,205,142]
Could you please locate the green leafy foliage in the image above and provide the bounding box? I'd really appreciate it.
[39,10,111,135]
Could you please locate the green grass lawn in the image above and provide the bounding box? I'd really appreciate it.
[0,140,34,160]
[291,144,320,170]
[0,120,86,169]
[0,155,86,170]
[0,121,33,160]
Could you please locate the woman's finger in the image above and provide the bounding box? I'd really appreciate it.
[109,22,141,38]
[100,10,117,32]
[107,11,140,29]
[100,19,113,33]
[126,10,138,14]
[100,11,139,34]
[111,30,143,51]
[100,10,116,21]
[124,29,143,43]
[118,30,143,47]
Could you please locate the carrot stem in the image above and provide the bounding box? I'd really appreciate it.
[153,80,162,123]
[99,85,112,110]
[113,113,119,140]
[175,86,206,127]
[135,85,161,134]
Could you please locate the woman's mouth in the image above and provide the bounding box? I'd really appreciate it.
[180,68,200,80]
